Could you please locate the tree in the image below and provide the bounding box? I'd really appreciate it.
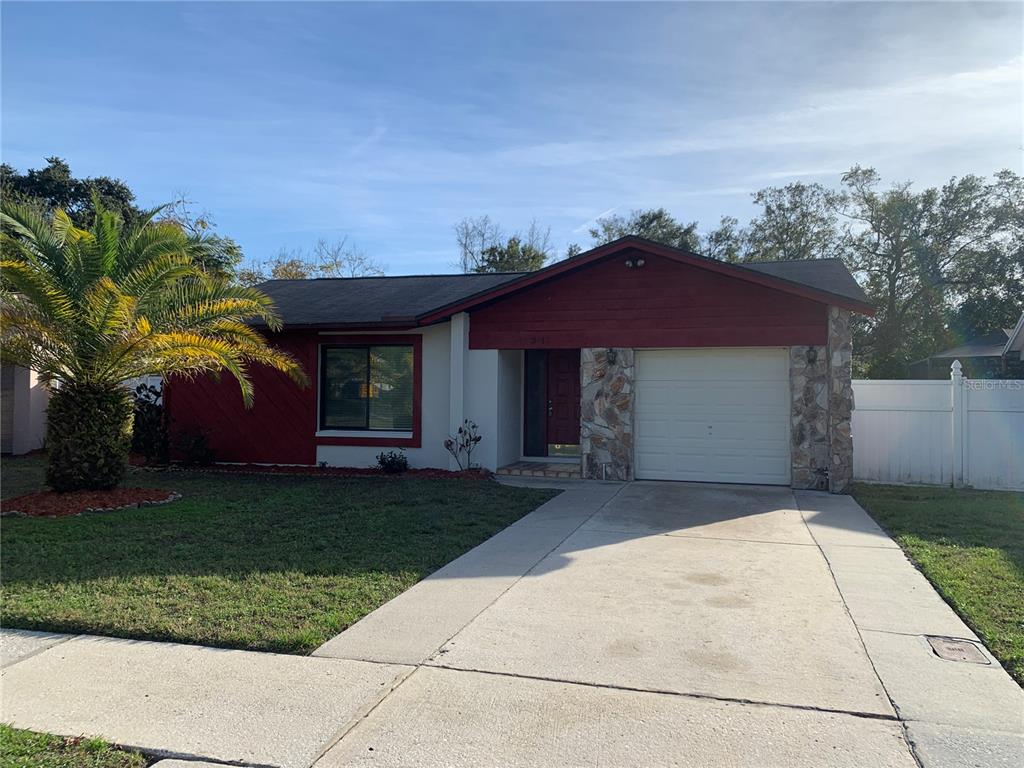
[0,199,307,491]
[454,216,553,272]
[837,167,1023,377]
[1,157,138,227]
[160,194,243,278]
[589,208,700,252]
[237,238,385,285]
[744,183,843,262]
[701,216,747,262]
[475,236,547,273]
[1,158,243,279]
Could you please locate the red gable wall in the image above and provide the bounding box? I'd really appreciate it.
[468,250,829,349]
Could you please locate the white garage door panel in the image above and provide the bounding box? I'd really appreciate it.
[635,348,790,485]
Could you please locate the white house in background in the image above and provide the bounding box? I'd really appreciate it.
[1,364,49,455]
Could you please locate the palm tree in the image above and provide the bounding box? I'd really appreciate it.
[1,199,307,491]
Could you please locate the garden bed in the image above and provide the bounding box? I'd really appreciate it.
[1,487,180,518]
[132,459,491,480]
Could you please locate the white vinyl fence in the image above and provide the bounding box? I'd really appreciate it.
[852,362,1024,491]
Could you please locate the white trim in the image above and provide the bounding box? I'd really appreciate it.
[1003,312,1024,356]
[315,430,413,439]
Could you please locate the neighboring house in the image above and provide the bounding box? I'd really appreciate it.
[908,315,1024,379]
[0,364,49,455]
[167,237,873,492]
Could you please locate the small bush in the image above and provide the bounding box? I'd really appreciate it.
[175,430,216,466]
[376,449,409,474]
[131,384,169,465]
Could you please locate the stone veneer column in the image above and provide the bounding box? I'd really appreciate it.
[789,344,830,491]
[789,307,855,493]
[827,307,854,493]
[580,348,634,481]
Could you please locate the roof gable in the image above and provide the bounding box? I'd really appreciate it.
[419,237,873,323]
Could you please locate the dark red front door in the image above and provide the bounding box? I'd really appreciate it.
[546,349,581,446]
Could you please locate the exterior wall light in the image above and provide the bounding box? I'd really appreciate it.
[635,258,646,267]
[625,259,635,268]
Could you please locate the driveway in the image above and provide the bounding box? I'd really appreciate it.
[308,482,927,767]
[4,481,1019,767]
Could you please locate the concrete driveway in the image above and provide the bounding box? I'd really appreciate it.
[311,480,1021,767]
[5,481,1020,767]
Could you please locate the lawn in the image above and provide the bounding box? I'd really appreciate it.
[0,457,555,654]
[853,483,1024,685]
[0,725,146,768]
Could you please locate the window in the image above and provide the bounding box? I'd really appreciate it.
[320,345,414,431]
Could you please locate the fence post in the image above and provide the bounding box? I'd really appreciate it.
[951,360,965,487]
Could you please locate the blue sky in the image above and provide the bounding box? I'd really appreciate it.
[2,1,1021,273]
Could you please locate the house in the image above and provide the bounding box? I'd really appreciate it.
[908,314,1024,379]
[0,364,49,455]
[167,237,873,492]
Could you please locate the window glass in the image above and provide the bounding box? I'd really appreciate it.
[321,348,368,429]
[369,346,414,430]
[321,345,414,431]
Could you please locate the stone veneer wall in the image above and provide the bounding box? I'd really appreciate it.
[581,347,634,481]
[827,307,854,493]
[789,307,855,493]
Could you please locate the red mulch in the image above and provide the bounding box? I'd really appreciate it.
[166,463,492,480]
[1,487,180,518]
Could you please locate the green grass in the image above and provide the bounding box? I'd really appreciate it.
[0,725,147,768]
[0,457,555,654]
[853,483,1024,686]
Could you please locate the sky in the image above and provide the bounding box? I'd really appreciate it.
[2,1,1021,274]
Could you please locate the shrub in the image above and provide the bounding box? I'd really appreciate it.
[376,449,409,474]
[444,420,482,470]
[175,430,216,466]
[131,384,169,465]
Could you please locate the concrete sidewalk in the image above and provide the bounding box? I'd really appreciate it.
[796,492,1024,767]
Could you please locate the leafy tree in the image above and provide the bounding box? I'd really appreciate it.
[1,158,242,279]
[745,183,844,262]
[589,208,700,252]
[455,216,553,272]
[1,157,138,227]
[475,236,547,273]
[0,200,306,491]
[837,167,1023,377]
[238,238,385,285]
[702,216,747,262]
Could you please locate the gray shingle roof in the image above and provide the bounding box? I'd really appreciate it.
[255,272,525,327]
[255,251,869,328]
[740,258,870,306]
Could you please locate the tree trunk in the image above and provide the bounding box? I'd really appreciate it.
[46,383,134,492]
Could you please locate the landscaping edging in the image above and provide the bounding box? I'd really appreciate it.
[1,489,181,518]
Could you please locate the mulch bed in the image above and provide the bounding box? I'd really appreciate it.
[1,487,180,518]
[133,461,492,481]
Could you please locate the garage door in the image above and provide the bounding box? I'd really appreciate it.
[635,348,790,485]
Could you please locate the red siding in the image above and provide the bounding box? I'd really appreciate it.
[165,332,422,465]
[468,251,829,349]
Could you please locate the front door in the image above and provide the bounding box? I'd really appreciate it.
[523,349,581,457]
[545,349,581,453]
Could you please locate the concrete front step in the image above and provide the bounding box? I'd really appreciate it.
[496,461,581,479]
